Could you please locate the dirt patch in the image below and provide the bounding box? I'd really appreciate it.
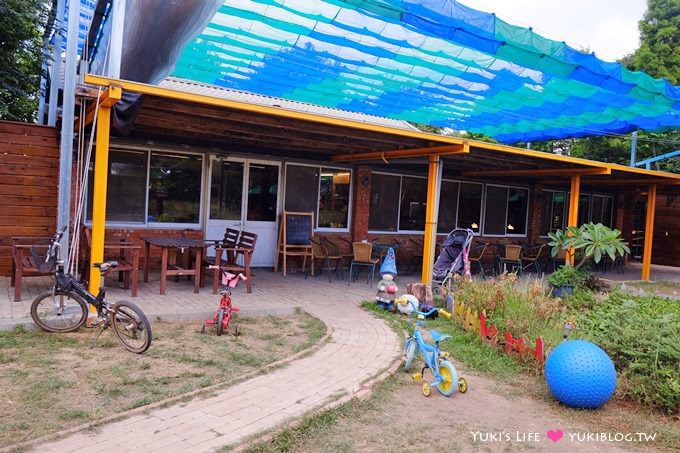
[0,313,325,448]
[290,363,678,453]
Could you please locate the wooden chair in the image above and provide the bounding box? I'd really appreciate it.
[348,242,380,287]
[551,248,568,271]
[522,243,547,273]
[11,236,52,302]
[307,238,343,282]
[467,242,488,279]
[497,244,523,275]
[82,229,141,297]
[204,228,240,266]
[407,237,424,274]
[207,231,257,294]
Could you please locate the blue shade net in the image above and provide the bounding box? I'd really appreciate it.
[162,0,680,143]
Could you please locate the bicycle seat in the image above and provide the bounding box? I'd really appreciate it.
[93,261,119,272]
[428,329,451,343]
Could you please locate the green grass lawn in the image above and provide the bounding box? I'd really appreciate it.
[0,314,325,448]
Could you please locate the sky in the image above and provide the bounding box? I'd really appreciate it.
[460,0,648,61]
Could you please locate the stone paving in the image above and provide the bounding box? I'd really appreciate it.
[1,268,411,452]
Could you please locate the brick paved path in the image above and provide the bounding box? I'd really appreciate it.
[6,271,406,452]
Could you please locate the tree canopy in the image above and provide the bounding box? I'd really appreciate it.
[627,0,680,84]
[0,0,51,122]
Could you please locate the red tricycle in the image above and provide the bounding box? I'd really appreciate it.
[201,270,246,336]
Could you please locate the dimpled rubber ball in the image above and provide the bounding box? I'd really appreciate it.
[545,340,617,409]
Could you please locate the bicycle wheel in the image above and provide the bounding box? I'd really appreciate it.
[216,309,225,337]
[110,301,152,354]
[403,338,417,371]
[31,290,88,333]
[437,360,459,397]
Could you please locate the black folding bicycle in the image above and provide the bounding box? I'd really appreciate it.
[30,228,152,354]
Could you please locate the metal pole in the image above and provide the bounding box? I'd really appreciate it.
[56,0,81,264]
[107,0,126,78]
[629,131,638,166]
[641,185,657,281]
[421,154,442,285]
[47,0,65,126]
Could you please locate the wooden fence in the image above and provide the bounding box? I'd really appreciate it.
[0,120,59,276]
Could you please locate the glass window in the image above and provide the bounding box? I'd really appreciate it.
[601,197,613,227]
[319,168,350,228]
[210,160,243,220]
[87,150,147,223]
[551,191,567,232]
[437,180,459,233]
[507,188,528,235]
[591,195,603,224]
[578,194,590,226]
[483,186,508,235]
[247,164,279,222]
[457,183,482,233]
[368,173,400,231]
[539,190,554,236]
[399,176,427,231]
[148,152,202,224]
[285,165,318,213]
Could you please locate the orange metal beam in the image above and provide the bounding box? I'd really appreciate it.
[331,143,468,162]
[421,154,441,286]
[462,167,610,178]
[580,178,680,186]
[641,184,657,281]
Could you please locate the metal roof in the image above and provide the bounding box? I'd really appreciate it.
[159,77,420,132]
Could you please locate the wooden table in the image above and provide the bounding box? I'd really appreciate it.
[141,237,206,295]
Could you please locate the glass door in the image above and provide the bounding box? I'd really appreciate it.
[206,157,280,267]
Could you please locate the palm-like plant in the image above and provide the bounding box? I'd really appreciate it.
[548,223,630,271]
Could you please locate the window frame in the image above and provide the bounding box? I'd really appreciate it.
[481,183,529,238]
[283,162,353,233]
[85,147,205,229]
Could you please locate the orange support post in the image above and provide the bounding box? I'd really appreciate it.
[566,175,580,266]
[641,185,657,281]
[421,154,441,286]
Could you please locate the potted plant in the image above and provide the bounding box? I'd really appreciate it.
[547,223,630,296]
[547,265,584,296]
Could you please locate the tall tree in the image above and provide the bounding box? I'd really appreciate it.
[627,0,680,84]
[0,0,51,122]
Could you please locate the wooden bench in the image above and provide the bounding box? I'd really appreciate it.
[203,230,257,294]
[11,236,52,302]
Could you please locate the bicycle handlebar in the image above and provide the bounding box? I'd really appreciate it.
[401,300,452,320]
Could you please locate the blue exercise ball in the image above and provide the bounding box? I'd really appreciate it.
[545,340,617,409]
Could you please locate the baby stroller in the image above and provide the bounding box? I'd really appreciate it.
[432,228,474,296]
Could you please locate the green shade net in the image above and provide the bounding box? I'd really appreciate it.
[168,0,680,143]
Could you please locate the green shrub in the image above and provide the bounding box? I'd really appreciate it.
[575,292,680,414]
[547,265,586,288]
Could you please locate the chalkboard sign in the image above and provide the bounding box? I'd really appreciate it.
[275,211,315,276]
[285,212,313,245]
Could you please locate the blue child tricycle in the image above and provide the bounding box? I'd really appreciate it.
[400,300,468,397]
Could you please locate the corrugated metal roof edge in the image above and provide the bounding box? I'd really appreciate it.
[160,77,420,132]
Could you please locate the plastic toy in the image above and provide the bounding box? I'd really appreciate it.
[376,273,398,309]
[395,295,419,315]
[545,339,617,409]
[201,271,245,336]
[399,299,467,397]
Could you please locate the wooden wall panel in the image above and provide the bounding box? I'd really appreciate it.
[0,121,59,276]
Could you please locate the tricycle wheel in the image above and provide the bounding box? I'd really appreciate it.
[458,376,468,394]
[201,322,206,334]
[421,381,431,397]
[436,360,459,397]
[216,309,225,336]
[403,339,417,372]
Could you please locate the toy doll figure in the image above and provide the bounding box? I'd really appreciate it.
[376,247,398,309]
